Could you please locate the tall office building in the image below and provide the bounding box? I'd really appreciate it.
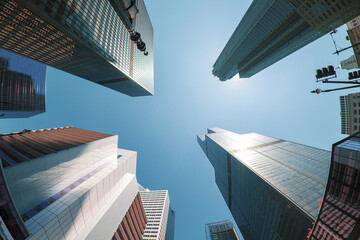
[347,16,360,69]
[205,220,240,240]
[139,189,175,240]
[0,0,153,96]
[0,48,46,118]
[340,55,359,70]
[308,132,360,239]
[340,92,360,135]
[0,127,147,239]
[197,128,330,240]
[213,0,360,81]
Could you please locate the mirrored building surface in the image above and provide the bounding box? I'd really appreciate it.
[213,0,360,80]
[0,0,153,96]
[0,48,45,118]
[198,128,330,240]
[309,133,360,240]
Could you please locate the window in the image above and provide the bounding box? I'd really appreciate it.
[355,118,357,123]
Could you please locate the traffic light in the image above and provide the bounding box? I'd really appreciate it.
[328,65,335,75]
[130,31,141,41]
[315,65,336,79]
[348,70,360,80]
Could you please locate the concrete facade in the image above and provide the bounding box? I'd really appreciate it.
[340,92,360,135]
[205,220,239,240]
[140,190,175,240]
[0,127,146,240]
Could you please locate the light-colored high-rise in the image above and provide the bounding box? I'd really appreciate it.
[340,92,360,135]
[140,189,175,240]
[205,220,239,240]
[339,55,359,70]
[198,128,330,240]
[0,127,147,240]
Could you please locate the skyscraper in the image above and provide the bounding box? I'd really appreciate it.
[0,48,46,118]
[340,92,360,135]
[213,0,360,81]
[197,128,330,240]
[139,189,175,240]
[308,132,360,239]
[347,16,360,69]
[0,127,147,239]
[205,220,240,240]
[0,0,153,96]
[339,55,359,70]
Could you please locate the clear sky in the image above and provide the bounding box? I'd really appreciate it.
[0,0,357,239]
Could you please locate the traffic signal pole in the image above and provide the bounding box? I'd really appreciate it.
[311,85,360,94]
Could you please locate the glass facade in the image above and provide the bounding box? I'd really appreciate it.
[0,0,153,96]
[0,48,45,118]
[213,0,360,80]
[198,128,331,240]
[309,133,360,240]
[205,220,239,240]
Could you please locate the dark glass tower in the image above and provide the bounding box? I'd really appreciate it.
[213,0,360,80]
[0,0,153,96]
[198,128,330,240]
[0,48,46,118]
[309,133,360,239]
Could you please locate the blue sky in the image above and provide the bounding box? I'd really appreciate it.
[0,0,358,239]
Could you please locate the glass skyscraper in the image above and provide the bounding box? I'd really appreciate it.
[309,133,360,239]
[213,0,360,80]
[205,220,240,240]
[197,128,330,240]
[0,0,153,96]
[0,48,45,118]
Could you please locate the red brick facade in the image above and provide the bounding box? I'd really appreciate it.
[0,127,111,167]
[112,193,147,240]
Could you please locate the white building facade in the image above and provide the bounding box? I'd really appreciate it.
[140,190,173,240]
[0,127,146,240]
